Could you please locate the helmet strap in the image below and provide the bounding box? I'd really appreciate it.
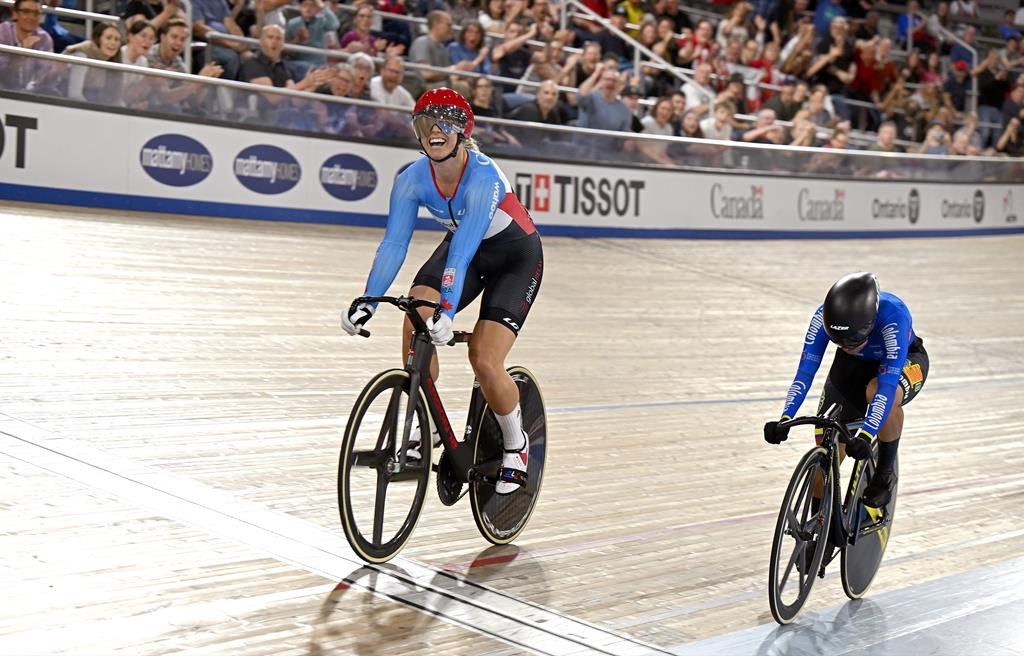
[420,133,465,163]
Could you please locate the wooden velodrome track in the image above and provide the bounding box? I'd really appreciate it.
[2,200,1023,655]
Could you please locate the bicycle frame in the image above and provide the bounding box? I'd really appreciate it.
[357,295,488,484]
[780,406,891,556]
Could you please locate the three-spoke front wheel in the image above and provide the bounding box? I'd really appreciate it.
[338,369,432,563]
[768,446,834,625]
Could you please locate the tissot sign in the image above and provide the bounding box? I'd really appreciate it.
[514,172,646,217]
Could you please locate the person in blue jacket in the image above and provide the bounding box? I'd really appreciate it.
[341,87,543,495]
[764,272,929,509]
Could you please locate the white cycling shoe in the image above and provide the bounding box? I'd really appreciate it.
[496,431,529,495]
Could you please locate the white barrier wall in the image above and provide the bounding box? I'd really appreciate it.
[1,96,1022,238]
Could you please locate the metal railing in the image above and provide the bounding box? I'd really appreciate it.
[2,43,1020,179]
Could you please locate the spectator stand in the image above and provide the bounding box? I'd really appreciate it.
[0,0,194,69]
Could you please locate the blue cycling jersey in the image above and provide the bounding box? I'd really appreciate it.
[782,292,916,439]
[363,150,534,318]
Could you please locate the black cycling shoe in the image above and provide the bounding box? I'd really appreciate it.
[796,539,817,576]
[862,469,897,508]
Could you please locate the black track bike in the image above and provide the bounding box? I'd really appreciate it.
[337,296,547,563]
[768,403,898,624]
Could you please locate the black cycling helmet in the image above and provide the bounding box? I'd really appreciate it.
[823,272,880,347]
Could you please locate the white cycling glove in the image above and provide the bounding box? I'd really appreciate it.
[341,301,375,336]
[426,313,454,346]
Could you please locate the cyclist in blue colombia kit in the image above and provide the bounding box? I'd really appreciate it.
[764,272,929,509]
[340,87,543,495]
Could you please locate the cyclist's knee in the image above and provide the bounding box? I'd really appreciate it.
[468,345,503,382]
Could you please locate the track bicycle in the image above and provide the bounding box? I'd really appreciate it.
[768,403,898,624]
[337,295,547,563]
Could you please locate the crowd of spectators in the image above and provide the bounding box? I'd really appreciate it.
[1,0,1024,161]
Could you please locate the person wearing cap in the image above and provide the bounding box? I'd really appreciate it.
[620,83,645,131]
[762,75,799,121]
[942,59,971,112]
[341,87,544,496]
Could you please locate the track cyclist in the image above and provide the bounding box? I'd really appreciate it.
[764,272,929,509]
[340,87,543,495]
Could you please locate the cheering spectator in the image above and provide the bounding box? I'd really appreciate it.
[576,62,632,132]
[1000,10,1022,41]
[918,121,950,154]
[529,0,558,41]
[855,9,880,41]
[285,0,341,75]
[681,63,716,115]
[921,51,944,84]
[789,116,818,146]
[370,55,414,107]
[699,101,734,140]
[409,9,454,91]
[942,59,970,112]
[517,40,567,95]
[849,37,897,130]
[240,24,323,94]
[679,19,718,67]
[896,0,930,51]
[808,16,856,121]
[973,49,1011,148]
[806,84,835,127]
[123,0,183,30]
[340,6,403,56]
[193,0,249,80]
[867,120,904,152]
[467,74,520,146]
[508,79,569,127]
[716,1,753,48]
[147,17,191,72]
[680,108,704,138]
[636,95,675,164]
[478,0,507,35]
[65,23,123,103]
[653,0,690,33]
[448,19,490,75]
[619,83,644,131]
[147,18,222,108]
[926,1,952,53]
[996,112,1024,156]
[491,20,536,92]
[763,76,799,121]
[742,108,784,143]
[123,20,156,66]
[0,0,54,91]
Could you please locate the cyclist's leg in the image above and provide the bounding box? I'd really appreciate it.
[470,232,542,419]
[863,342,929,505]
[469,234,542,492]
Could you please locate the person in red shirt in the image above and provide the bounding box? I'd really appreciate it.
[848,36,898,130]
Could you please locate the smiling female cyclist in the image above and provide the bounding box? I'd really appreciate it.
[341,87,543,495]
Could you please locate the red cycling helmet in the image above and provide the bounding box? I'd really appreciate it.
[412,87,475,138]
